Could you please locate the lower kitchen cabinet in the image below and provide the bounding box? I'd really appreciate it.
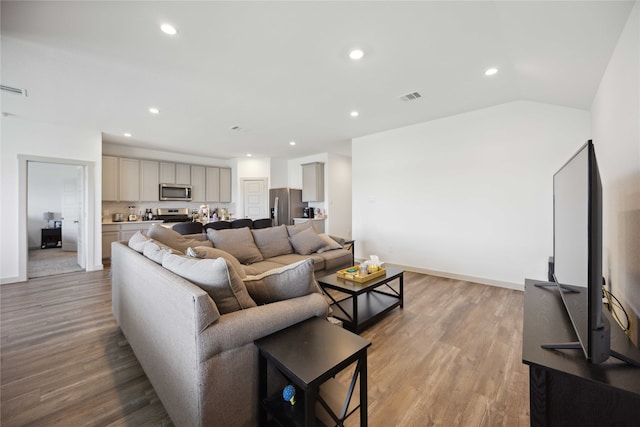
[102,221,163,259]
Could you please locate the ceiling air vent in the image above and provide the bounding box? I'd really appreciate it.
[230,125,242,131]
[1,85,28,97]
[399,91,422,102]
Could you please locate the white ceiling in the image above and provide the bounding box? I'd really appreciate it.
[1,1,634,159]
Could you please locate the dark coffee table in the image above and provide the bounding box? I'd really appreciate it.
[256,317,371,427]
[316,267,404,333]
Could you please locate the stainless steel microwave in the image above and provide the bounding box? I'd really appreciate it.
[159,184,192,201]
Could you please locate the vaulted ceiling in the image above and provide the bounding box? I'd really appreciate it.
[1,1,635,159]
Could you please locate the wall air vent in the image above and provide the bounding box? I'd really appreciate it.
[1,85,28,97]
[399,91,422,102]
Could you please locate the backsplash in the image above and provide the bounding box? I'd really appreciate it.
[102,201,235,222]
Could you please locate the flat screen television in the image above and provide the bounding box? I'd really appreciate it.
[550,140,609,363]
[548,140,639,366]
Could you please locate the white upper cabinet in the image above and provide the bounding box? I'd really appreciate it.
[159,162,176,184]
[191,165,206,202]
[102,156,118,201]
[118,158,140,201]
[302,162,324,202]
[219,168,231,203]
[140,160,159,201]
[176,164,191,185]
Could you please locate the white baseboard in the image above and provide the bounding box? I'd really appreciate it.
[355,258,524,291]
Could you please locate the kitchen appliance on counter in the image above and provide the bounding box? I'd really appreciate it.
[303,206,314,218]
[156,207,191,223]
[269,188,303,226]
[160,184,192,201]
[112,213,125,222]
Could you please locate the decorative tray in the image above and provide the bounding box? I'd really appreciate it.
[337,266,386,283]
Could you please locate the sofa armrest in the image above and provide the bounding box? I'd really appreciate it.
[197,292,329,361]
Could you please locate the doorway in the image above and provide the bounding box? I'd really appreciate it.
[27,161,86,278]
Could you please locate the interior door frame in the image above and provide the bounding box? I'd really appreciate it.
[18,155,96,282]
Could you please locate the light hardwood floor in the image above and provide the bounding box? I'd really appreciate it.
[1,269,529,426]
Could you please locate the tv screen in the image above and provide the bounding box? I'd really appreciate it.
[552,140,609,363]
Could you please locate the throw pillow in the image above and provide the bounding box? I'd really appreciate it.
[162,253,256,314]
[143,239,182,264]
[243,258,322,305]
[286,220,312,237]
[251,225,293,258]
[289,227,327,255]
[316,233,343,253]
[206,228,264,265]
[187,246,247,279]
[147,223,212,253]
[128,231,149,253]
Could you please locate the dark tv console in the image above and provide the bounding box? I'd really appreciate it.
[522,280,640,426]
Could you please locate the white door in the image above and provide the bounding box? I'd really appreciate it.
[75,166,86,268]
[242,179,268,219]
[61,167,83,263]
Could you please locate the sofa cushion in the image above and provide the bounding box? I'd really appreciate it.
[267,253,326,272]
[286,221,312,237]
[319,248,353,271]
[128,231,149,252]
[289,227,327,255]
[206,228,264,265]
[242,260,292,276]
[187,246,247,279]
[243,259,322,305]
[251,225,293,258]
[162,253,256,314]
[143,239,183,264]
[316,233,343,253]
[147,224,213,253]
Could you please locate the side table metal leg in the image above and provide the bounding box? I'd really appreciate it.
[360,352,368,427]
[258,355,268,427]
[400,273,404,308]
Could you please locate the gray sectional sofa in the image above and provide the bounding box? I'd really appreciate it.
[110,221,353,426]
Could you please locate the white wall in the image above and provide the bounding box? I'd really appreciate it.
[327,153,352,239]
[591,1,639,343]
[1,117,102,283]
[352,100,590,289]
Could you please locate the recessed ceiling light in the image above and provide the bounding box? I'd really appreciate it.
[350,111,359,117]
[485,67,498,76]
[160,24,177,35]
[246,153,252,157]
[149,107,160,114]
[349,49,364,60]
[289,141,296,146]
[124,133,132,137]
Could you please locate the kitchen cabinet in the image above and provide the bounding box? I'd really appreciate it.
[220,168,231,202]
[191,165,206,202]
[176,164,191,185]
[102,221,162,259]
[140,160,159,201]
[205,167,220,202]
[302,162,324,202]
[205,167,232,203]
[102,156,118,201]
[118,158,140,201]
[159,162,176,184]
[159,162,191,185]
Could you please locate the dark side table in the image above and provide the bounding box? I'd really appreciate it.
[41,227,62,248]
[256,317,371,427]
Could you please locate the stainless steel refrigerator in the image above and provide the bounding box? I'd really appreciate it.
[269,188,303,226]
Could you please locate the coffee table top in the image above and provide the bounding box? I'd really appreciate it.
[316,267,404,293]
[255,317,371,387]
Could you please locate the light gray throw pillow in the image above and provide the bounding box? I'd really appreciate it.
[286,220,312,237]
[243,258,322,305]
[187,246,247,279]
[206,228,264,265]
[143,239,182,264]
[147,223,212,253]
[316,233,343,253]
[289,227,327,255]
[251,225,293,258]
[162,253,256,314]
[128,231,149,253]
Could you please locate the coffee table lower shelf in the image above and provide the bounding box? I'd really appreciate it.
[262,378,359,427]
[331,291,401,333]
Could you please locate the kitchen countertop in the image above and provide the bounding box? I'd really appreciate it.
[102,220,164,225]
